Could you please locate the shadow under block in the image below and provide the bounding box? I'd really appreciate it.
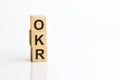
[30,15,47,62]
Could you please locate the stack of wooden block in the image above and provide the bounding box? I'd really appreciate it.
[30,16,47,62]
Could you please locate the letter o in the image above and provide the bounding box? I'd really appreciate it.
[34,20,44,30]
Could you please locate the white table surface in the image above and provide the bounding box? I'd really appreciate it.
[0,0,120,80]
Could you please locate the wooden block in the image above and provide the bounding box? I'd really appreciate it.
[31,46,47,62]
[31,32,47,47]
[30,15,47,62]
[30,16,46,33]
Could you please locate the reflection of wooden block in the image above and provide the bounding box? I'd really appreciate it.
[31,63,48,80]
[31,46,47,62]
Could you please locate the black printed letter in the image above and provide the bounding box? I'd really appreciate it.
[34,20,44,30]
[36,49,44,59]
[35,35,44,45]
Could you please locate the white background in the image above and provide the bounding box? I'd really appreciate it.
[0,0,120,80]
